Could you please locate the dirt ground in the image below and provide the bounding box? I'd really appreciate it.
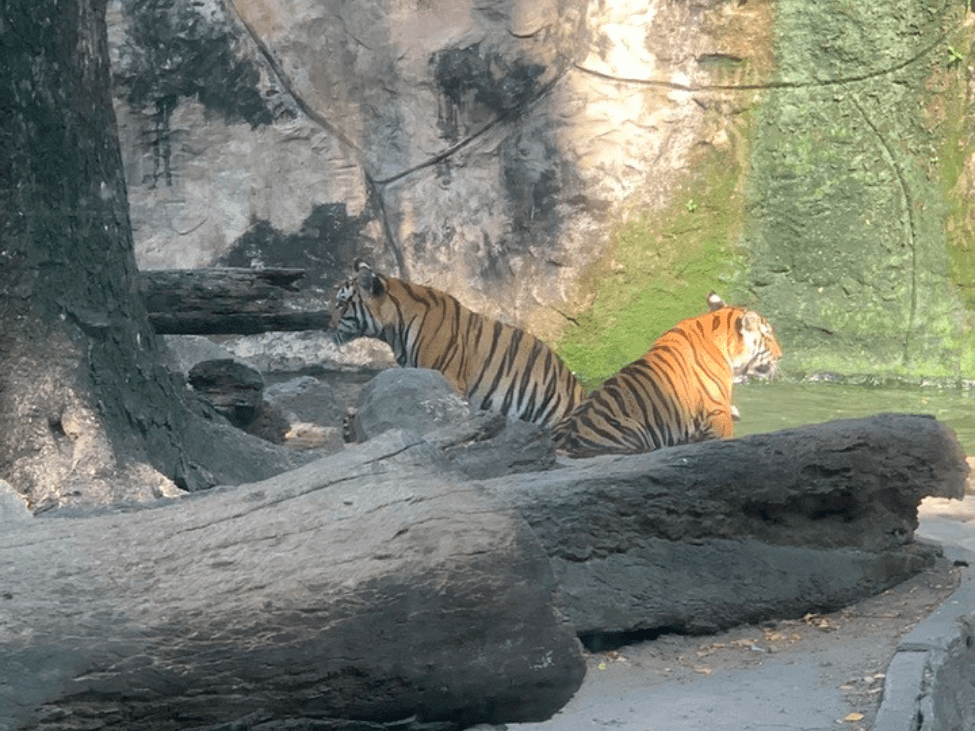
[564,554,962,731]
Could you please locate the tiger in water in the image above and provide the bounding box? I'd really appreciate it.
[329,260,586,428]
[552,292,782,457]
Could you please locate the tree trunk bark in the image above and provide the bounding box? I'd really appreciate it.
[0,0,297,509]
[0,432,586,731]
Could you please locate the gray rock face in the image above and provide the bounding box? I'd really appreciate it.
[106,0,752,365]
[0,480,31,523]
[107,0,973,377]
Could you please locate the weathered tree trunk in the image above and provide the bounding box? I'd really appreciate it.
[0,433,586,731]
[0,0,299,510]
[0,0,192,506]
[142,267,333,334]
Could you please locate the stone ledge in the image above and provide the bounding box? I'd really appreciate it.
[871,543,975,731]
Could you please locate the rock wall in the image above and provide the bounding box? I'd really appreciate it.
[107,0,975,379]
[742,0,974,378]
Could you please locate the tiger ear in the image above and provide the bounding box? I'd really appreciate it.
[355,260,384,297]
[706,291,727,312]
[738,309,762,333]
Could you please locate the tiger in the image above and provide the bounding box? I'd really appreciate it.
[329,260,586,427]
[551,292,782,457]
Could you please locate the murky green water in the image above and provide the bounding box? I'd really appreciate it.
[733,381,975,456]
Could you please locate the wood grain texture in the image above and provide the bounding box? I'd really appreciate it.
[2,414,967,728]
[1,432,585,730]
[141,268,332,335]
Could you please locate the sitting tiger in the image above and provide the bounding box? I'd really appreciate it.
[329,260,586,427]
[552,292,782,457]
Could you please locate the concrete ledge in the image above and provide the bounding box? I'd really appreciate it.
[871,543,975,731]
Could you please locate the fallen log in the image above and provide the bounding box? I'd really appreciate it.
[347,367,970,635]
[2,414,967,728]
[141,267,332,335]
[0,433,586,731]
[481,412,969,636]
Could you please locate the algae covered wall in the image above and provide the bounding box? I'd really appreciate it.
[560,0,975,384]
[555,0,776,388]
[741,0,973,379]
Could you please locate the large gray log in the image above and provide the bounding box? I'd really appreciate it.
[0,433,585,731]
[2,413,966,729]
[141,267,332,335]
[482,413,970,636]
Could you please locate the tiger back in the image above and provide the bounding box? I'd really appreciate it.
[330,260,586,427]
[552,292,782,457]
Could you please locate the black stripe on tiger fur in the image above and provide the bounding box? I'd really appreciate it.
[552,292,782,457]
[329,260,586,427]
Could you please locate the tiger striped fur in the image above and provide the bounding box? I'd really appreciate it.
[329,260,586,427]
[552,292,781,457]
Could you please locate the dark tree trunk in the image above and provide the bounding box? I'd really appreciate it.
[0,0,295,509]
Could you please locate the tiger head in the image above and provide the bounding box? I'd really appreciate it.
[707,291,782,381]
[329,260,386,345]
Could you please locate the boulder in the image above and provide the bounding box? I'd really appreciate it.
[354,368,557,478]
[263,375,348,451]
[188,357,266,428]
[354,368,474,441]
[264,375,347,426]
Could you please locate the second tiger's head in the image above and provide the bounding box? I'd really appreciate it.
[706,292,782,381]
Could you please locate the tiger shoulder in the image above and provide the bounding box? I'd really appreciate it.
[329,260,585,428]
[552,292,782,457]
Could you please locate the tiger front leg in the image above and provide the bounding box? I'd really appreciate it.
[700,406,736,441]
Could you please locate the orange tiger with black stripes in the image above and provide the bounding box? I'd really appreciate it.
[552,292,782,457]
[330,260,585,427]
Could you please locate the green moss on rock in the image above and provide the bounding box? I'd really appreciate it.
[557,0,974,384]
[935,26,975,377]
[740,0,970,379]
